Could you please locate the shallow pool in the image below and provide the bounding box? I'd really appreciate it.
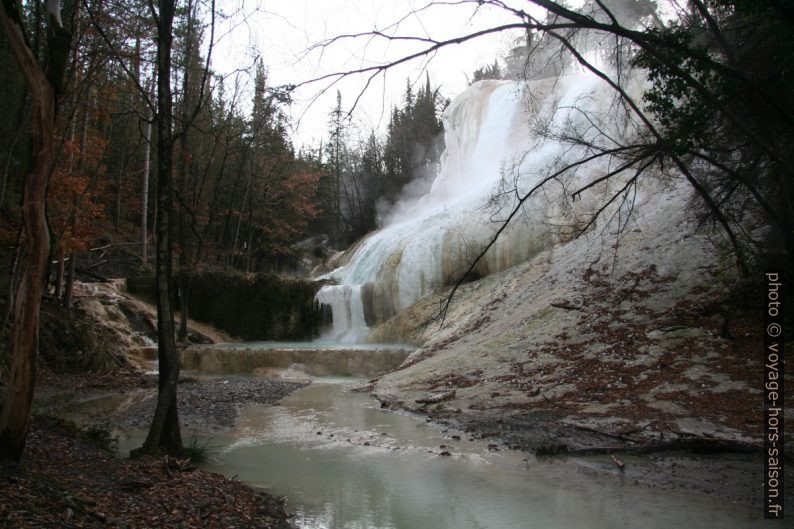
[116,380,783,529]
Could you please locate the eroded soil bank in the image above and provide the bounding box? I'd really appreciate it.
[2,368,309,528]
[0,413,297,528]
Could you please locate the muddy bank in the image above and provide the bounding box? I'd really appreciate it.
[372,394,786,508]
[370,298,791,511]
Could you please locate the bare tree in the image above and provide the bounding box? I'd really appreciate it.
[0,0,71,462]
[133,0,184,456]
[141,74,154,267]
[80,0,217,456]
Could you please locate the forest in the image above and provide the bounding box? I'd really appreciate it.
[0,0,791,527]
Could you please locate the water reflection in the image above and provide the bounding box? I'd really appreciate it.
[116,381,782,529]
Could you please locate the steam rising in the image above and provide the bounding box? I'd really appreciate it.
[317,68,646,343]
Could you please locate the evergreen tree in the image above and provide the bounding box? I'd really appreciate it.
[382,76,445,203]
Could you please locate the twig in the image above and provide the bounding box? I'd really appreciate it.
[571,423,640,443]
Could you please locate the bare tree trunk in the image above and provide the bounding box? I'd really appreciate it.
[0,0,67,463]
[54,250,65,300]
[179,274,188,341]
[134,0,183,457]
[63,253,75,307]
[151,169,157,257]
[176,0,195,343]
[231,160,252,268]
[141,77,154,267]
[177,195,189,341]
[1,107,29,211]
[245,202,253,273]
[0,229,24,336]
[62,101,86,309]
[115,164,123,231]
[177,136,188,343]
[178,228,188,341]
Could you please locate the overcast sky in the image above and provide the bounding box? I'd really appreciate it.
[210,0,537,150]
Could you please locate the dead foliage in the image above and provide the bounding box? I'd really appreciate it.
[0,417,296,528]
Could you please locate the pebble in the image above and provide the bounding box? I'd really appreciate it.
[105,378,307,432]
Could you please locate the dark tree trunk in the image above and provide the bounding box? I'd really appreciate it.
[141,78,153,267]
[115,161,124,232]
[0,1,68,463]
[0,228,24,336]
[178,273,188,341]
[177,0,192,343]
[134,0,182,456]
[54,250,65,300]
[63,253,75,307]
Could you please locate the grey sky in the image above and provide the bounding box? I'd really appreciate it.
[211,0,536,150]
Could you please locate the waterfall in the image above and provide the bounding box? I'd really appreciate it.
[314,284,369,343]
[316,72,641,343]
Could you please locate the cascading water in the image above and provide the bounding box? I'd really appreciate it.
[316,72,642,342]
[314,283,369,343]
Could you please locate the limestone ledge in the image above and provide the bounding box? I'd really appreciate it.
[181,345,414,378]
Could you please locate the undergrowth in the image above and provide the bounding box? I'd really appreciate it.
[34,413,119,452]
[182,435,219,464]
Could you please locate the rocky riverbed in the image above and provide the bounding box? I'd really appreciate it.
[37,373,307,434]
[109,376,308,432]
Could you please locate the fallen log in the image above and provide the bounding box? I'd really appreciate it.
[550,300,584,311]
[571,423,641,444]
[75,267,111,283]
[416,390,456,405]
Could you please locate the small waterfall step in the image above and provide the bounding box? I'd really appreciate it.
[181,342,415,378]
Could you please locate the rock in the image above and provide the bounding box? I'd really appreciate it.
[415,390,456,404]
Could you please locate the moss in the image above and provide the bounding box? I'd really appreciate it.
[126,270,325,341]
[523,306,555,333]
[126,274,157,304]
[183,270,325,341]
